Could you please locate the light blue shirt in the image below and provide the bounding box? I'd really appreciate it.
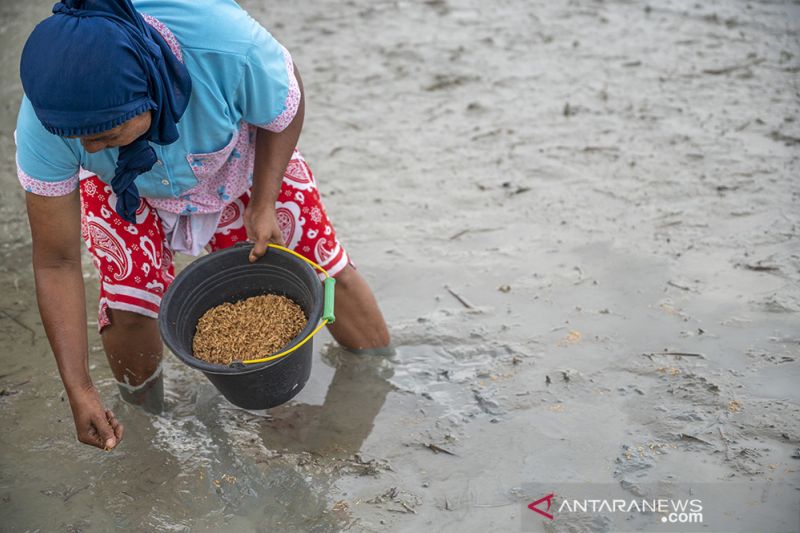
[15,0,296,200]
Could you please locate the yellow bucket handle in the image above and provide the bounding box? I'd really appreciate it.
[239,244,334,365]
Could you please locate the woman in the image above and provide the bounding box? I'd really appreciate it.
[16,0,389,451]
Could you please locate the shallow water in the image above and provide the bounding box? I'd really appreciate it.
[2,0,800,531]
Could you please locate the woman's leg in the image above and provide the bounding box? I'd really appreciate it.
[326,265,390,350]
[101,309,164,413]
[80,176,172,412]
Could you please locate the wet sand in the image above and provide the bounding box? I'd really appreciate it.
[1,0,799,531]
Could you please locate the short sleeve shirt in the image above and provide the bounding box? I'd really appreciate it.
[15,0,300,205]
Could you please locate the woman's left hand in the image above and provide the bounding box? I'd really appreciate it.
[244,199,285,262]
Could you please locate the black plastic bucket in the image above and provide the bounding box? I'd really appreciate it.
[158,244,322,409]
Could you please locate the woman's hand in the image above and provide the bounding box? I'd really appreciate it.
[244,198,285,262]
[68,384,124,450]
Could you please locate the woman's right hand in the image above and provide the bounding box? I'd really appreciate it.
[68,384,124,450]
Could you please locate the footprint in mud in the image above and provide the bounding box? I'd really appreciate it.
[756,293,800,313]
[388,341,519,420]
[614,353,800,486]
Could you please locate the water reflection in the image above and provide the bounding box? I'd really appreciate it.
[258,345,395,455]
[110,345,396,531]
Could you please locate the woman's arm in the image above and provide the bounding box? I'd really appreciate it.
[26,190,122,450]
[245,63,306,262]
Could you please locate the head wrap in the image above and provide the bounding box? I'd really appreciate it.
[20,0,192,223]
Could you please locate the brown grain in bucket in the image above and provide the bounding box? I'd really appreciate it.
[192,294,308,365]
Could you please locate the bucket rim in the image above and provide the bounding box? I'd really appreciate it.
[158,244,324,375]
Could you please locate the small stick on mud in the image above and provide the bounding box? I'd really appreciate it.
[769,131,800,146]
[667,280,691,291]
[387,506,414,514]
[702,58,765,75]
[0,378,32,397]
[678,433,713,445]
[740,262,780,272]
[642,351,705,359]
[423,443,457,456]
[63,484,90,502]
[449,229,470,240]
[444,285,475,310]
[582,145,620,153]
[448,227,501,240]
[401,502,417,514]
[0,310,36,345]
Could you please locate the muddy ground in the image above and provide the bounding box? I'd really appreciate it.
[1,0,798,531]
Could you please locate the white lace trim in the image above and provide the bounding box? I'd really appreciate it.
[141,13,184,63]
[17,166,79,197]
[262,45,301,133]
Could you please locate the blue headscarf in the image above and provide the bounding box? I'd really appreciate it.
[20,0,192,223]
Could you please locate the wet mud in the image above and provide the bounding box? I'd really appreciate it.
[1,0,799,531]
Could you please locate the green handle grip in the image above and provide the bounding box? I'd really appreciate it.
[323,277,336,323]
